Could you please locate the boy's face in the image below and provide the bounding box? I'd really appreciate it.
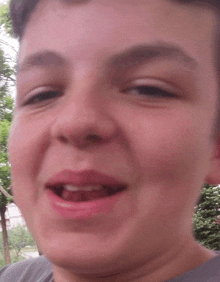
[9,0,219,276]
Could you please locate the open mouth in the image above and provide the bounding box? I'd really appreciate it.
[48,185,127,202]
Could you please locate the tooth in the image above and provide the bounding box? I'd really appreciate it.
[63,185,103,191]
[64,185,80,192]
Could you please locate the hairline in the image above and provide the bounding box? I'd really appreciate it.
[10,0,220,137]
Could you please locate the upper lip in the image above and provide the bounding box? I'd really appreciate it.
[45,169,127,188]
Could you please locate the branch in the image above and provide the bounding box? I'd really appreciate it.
[0,39,18,54]
[6,76,16,84]
[0,184,13,199]
[7,76,16,82]
[3,56,17,64]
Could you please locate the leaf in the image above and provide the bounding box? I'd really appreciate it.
[0,4,14,37]
[193,184,220,250]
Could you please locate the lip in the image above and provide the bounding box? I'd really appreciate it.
[46,169,127,187]
[45,169,127,219]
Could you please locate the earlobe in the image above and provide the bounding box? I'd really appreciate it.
[205,135,220,185]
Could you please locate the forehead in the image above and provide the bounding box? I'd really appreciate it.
[18,0,218,80]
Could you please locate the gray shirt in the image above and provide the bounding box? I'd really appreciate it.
[0,253,220,282]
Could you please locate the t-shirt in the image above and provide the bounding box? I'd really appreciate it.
[0,253,220,282]
[0,256,53,282]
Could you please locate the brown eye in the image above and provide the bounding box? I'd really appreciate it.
[24,91,61,106]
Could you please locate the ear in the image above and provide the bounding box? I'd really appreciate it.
[205,135,220,185]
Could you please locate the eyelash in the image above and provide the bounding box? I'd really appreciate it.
[23,84,176,106]
[23,90,61,106]
[124,85,176,99]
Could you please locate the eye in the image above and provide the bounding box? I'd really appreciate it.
[23,90,62,106]
[124,85,176,99]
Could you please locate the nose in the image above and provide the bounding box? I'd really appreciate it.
[50,87,118,149]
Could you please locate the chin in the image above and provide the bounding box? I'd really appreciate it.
[44,247,126,276]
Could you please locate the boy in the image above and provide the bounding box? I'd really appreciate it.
[1,0,220,281]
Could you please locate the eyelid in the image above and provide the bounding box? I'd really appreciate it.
[27,86,58,96]
[23,86,61,105]
[125,77,181,94]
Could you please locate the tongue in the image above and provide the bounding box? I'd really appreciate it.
[62,189,109,202]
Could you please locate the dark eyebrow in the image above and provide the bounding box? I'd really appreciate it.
[17,42,197,74]
[17,50,67,73]
[109,42,198,70]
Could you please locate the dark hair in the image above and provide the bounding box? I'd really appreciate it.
[9,0,220,133]
[9,0,220,41]
[10,0,39,40]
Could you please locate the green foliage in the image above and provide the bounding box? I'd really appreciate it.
[193,184,220,250]
[0,3,13,37]
[0,225,37,264]
[0,4,16,264]
[0,231,4,254]
[0,91,14,123]
[0,49,14,75]
[0,11,15,207]
[0,48,15,124]
[0,119,11,206]
[0,258,5,268]
[7,225,36,259]
[0,119,10,149]
[0,48,15,88]
[6,196,13,204]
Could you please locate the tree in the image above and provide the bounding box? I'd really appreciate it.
[0,49,16,94]
[0,115,12,264]
[0,49,14,264]
[0,225,36,264]
[8,225,36,261]
[0,2,13,38]
[0,2,16,265]
[0,2,17,87]
[193,184,220,250]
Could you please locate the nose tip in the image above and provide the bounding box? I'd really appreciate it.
[57,127,116,148]
[50,99,118,148]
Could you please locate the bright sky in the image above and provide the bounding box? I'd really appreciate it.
[0,0,8,5]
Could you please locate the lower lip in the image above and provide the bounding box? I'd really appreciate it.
[47,189,124,219]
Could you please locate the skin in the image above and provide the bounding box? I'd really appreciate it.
[8,0,220,281]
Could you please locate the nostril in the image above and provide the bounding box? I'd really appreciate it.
[86,134,102,143]
[57,133,103,147]
[58,136,68,143]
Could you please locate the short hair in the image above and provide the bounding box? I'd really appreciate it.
[10,0,39,41]
[9,0,220,134]
[9,0,220,42]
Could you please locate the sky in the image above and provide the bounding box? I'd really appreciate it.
[0,0,8,4]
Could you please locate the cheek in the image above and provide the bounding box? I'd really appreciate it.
[123,115,213,228]
[127,112,212,188]
[8,114,50,200]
